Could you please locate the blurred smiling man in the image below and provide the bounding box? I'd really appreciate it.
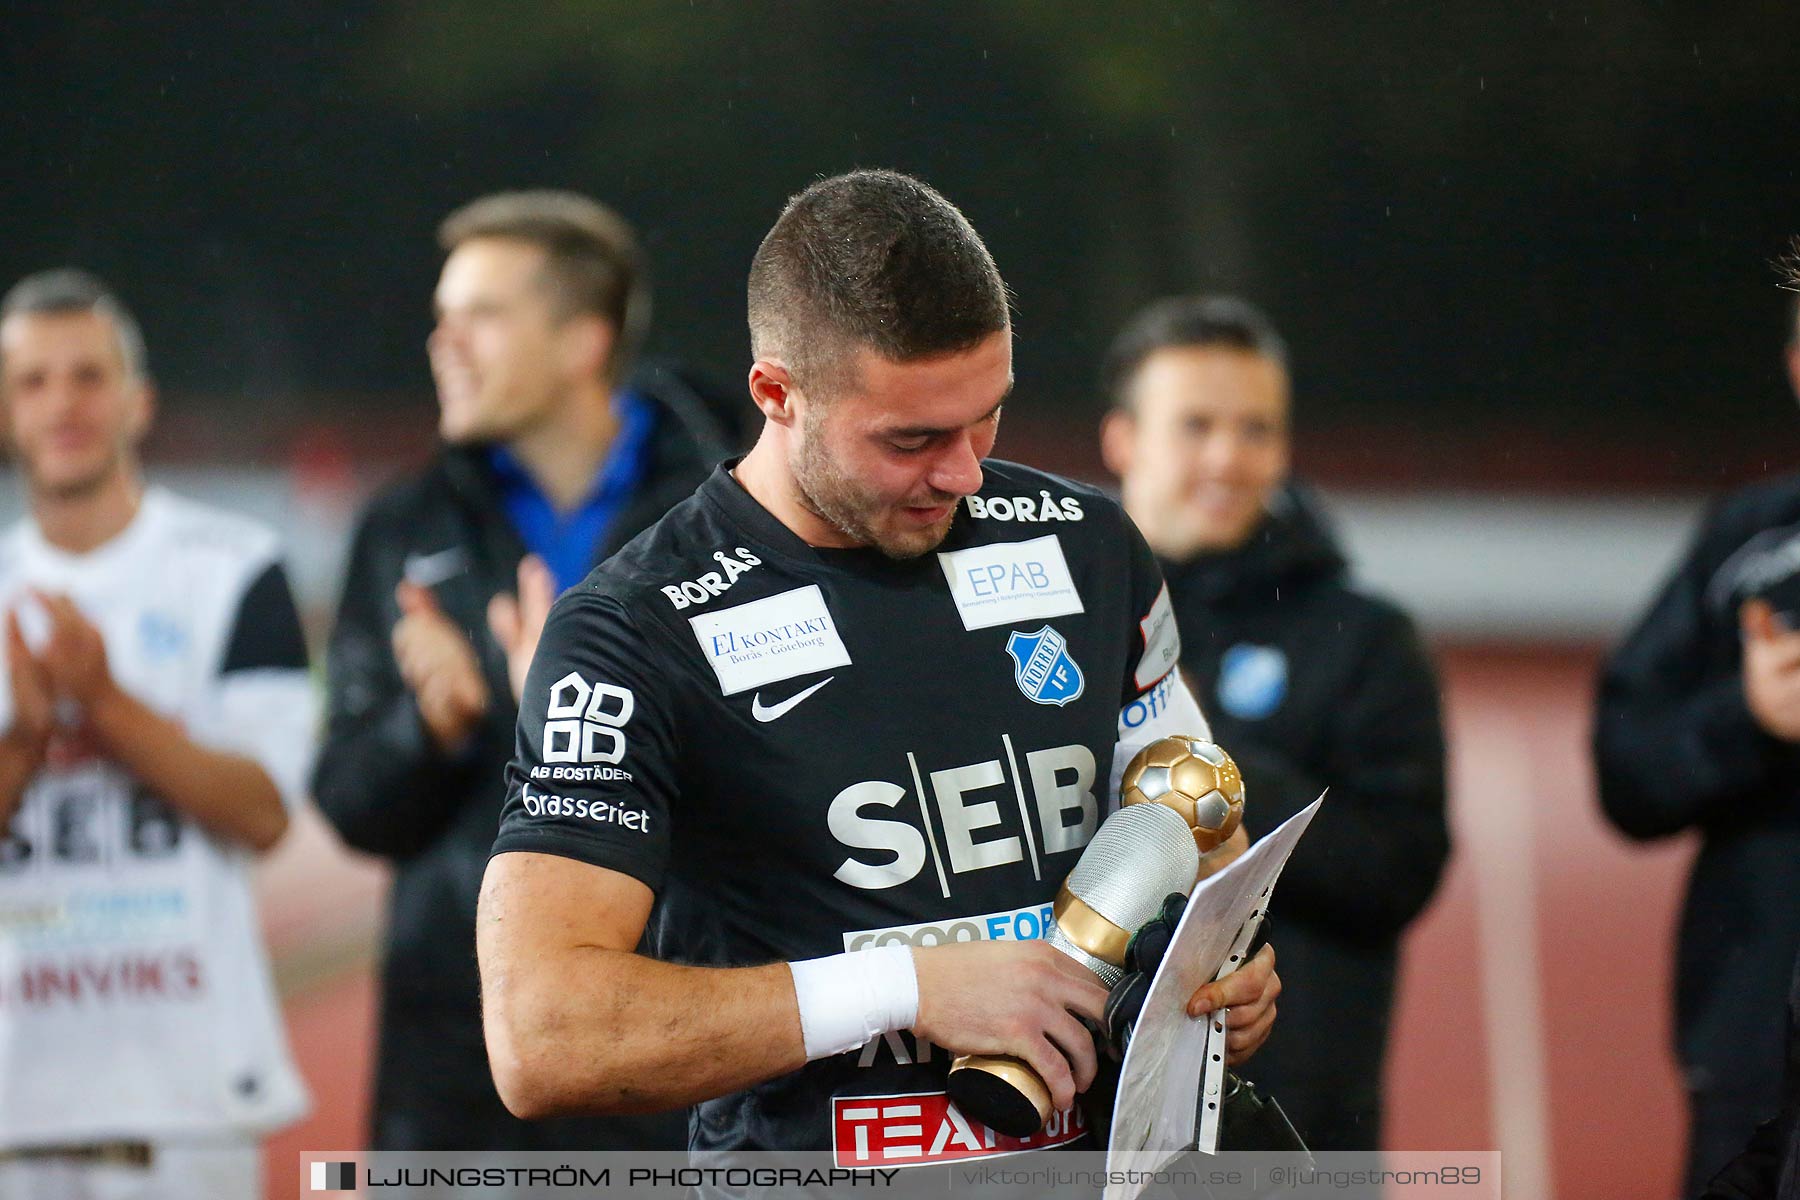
[314,191,736,1153]
[1101,295,1448,1151]
[1104,302,1291,558]
[0,270,313,1198]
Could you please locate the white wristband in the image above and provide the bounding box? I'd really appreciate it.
[787,945,920,1060]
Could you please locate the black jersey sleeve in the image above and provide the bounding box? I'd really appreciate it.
[490,589,678,892]
[218,561,309,674]
[1120,509,1180,702]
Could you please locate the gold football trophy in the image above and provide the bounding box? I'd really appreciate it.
[945,735,1245,1136]
[1119,734,1245,853]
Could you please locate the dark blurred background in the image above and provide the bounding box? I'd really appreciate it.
[4,2,1797,487]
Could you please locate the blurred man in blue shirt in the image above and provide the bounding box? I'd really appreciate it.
[314,191,737,1151]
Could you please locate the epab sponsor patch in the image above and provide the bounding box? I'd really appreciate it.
[937,535,1083,632]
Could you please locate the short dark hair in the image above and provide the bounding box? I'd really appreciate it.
[0,268,149,381]
[439,190,649,378]
[1103,295,1288,410]
[746,169,1011,394]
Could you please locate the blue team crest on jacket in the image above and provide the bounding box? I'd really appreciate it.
[1218,643,1287,720]
[1006,625,1085,706]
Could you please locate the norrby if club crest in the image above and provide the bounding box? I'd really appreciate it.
[1006,625,1085,706]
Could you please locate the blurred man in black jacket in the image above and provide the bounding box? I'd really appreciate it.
[1698,951,1798,1200]
[1596,292,1800,1196]
[1099,295,1449,1150]
[314,191,736,1151]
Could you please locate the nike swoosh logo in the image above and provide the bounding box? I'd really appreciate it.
[751,676,835,723]
[403,547,470,588]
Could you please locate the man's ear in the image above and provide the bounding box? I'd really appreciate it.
[559,314,616,388]
[126,380,156,446]
[1099,408,1136,479]
[748,360,799,427]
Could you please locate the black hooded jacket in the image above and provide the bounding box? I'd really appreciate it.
[313,364,739,1150]
[1595,474,1800,1121]
[1699,951,1800,1200]
[1159,484,1449,1149]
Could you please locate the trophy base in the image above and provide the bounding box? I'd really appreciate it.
[945,1054,1051,1138]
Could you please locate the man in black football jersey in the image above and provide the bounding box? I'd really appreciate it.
[478,170,1280,1163]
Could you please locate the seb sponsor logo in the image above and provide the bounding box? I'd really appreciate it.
[937,535,1084,632]
[963,491,1085,524]
[832,1092,1085,1168]
[829,739,1098,896]
[519,783,650,833]
[1,775,186,876]
[688,585,853,696]
[660,547,762,609]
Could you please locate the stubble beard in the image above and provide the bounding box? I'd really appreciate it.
[792,412,956,560]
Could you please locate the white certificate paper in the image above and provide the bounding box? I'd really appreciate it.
[1105,796,1324,1198]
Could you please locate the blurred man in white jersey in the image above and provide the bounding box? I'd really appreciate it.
[0,269,314,1199]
